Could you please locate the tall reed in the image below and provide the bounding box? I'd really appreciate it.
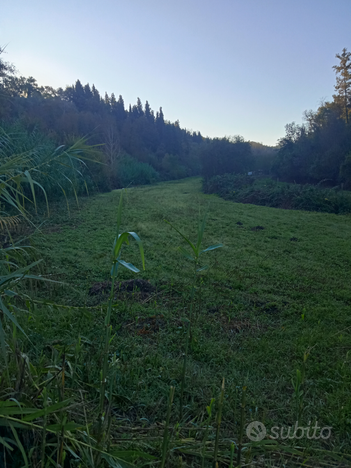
[95,190,145,463]
[165,214,222,420]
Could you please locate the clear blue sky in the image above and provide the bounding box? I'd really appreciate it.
[2,0,350,145]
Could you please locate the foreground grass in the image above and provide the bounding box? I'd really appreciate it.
[9,177,351,465]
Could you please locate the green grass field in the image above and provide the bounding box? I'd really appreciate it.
[14,177,351,466]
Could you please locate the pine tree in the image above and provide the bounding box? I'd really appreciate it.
[156,107,164,125]
[333,48,351,124]
[90,84,102,113]
[145,100,154,121]
[84,83,93,100]
[73,79,86,111]
[114,95,126,121]
[136,97,144,117]
[131,104,139,119]
[110,93,117,107]
[104,92,110,107]
[156,107,165,137]
[92,84,101,102]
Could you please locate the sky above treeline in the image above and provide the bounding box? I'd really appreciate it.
[2,0,350,146]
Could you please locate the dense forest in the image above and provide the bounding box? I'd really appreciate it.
[1,45,350,195]
[272,48,351,188]
[0,45,267,194]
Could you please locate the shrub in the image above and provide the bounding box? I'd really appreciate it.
[203,174,351,214]
[115,154,160,187]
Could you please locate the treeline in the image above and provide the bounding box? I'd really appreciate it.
[272,48,351,188]
[0,45,277,193]
[0,73,201,189]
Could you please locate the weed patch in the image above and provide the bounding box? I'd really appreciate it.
[203,173,351,214]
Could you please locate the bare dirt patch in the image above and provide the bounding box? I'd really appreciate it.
[89,279,156,303]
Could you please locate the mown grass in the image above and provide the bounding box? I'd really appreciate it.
[10,177,351,466]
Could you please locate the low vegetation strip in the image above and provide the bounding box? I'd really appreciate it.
[203,173,351,214]
[2,177,351,466]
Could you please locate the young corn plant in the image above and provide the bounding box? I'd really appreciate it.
[95,189,145,463]
[165,213,222,421]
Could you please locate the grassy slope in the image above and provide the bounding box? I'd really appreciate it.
[29,177,351,457]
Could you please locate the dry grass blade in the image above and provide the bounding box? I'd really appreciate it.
[0,215,21,232]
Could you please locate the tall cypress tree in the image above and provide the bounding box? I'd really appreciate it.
[84,83,93,100]
[136,97,144,117]
[333,48,351,124]
[110,93,117,106]
[110,93,117,116]
[145,100,153,121]
[91,84,100,101]
[90,84,102,113]
[73,79,86,111]
[114,95,126,122]
[156,107,164,125]
[156,107,165,138]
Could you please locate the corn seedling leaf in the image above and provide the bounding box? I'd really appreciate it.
[200,244,223,255]
[178,246,194,261]
[126,231,145,270]
[196,265,209,272]
[117,259,140,273]
[113,232,130,258]
[165,220,197,257]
